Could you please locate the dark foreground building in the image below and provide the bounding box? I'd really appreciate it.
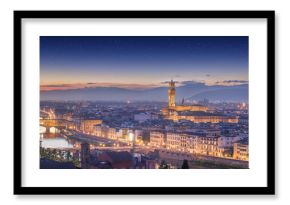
[97,151,133,169]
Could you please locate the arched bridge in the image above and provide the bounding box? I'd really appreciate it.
[40,119,75,129]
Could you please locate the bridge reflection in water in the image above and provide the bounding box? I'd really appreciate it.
[40,125,74,149]
[41,133,74,149]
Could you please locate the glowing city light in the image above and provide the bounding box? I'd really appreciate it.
[128,132,134,141]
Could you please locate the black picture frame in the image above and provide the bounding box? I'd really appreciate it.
[14,10,275,195]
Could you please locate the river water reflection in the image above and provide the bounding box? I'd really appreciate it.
[40,133,74,149]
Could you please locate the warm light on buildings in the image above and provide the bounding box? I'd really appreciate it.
[128,132,134,142]
[162,79,239,123]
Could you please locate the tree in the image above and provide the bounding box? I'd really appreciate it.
[159,160,169,169]
[181,159,189,169]
[66,151,72,161]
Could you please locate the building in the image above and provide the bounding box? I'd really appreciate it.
[218,135,244,148]
[206,129,221,136]
[94,124,110,138]
[196,135,220,156]
[167,111,238,123]
[95,125,102,136]
[134,113,151,123]
[168,80,176,107]
[119,128,129,140]
[101,125,109,138]
[195,134,240,157]
[108,127,117,139]
[193,133,244,157]
[186,135,199,154]
[166,132,188,152]
[239,116,249,124]
[134,129,144,144]
[97,151,133,169]
[80,119,102,134]
[162,130,246,158]
[174,105,208,112]
[161,80,238,123]
[149,131,165,147]
[233,138,249,161]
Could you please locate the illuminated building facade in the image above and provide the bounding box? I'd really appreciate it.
[233,139,249,161]
[174,105,208,112]
[95,125,102,137]
[186,135,199,154]
[108,128,117,139]
[196,136,220,156]
[166,132,188,152]
[163,131,246,158]
[80,119,102,134]
[101,126,109,138]
[149,131,165,147]
[94,125,114,139]
[167,114,238,123]
[162,80,238,123]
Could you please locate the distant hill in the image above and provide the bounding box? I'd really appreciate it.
[40,83,248,102]
[187,84,248,102]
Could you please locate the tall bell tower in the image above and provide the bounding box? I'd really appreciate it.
[168,80,176,108]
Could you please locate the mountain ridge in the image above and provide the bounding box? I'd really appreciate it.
[40,83,248,102]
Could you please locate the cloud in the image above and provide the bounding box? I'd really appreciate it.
[222,80,248,84]
[40,84,73,88]
[161,80,206,86]
[40,83,85,91]
[179,80,205,85]
[41,82,161,91]
[161,81,179,84]
[205,74,211,77]
[215,80,248,86]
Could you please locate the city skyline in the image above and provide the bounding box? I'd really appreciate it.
[40,36,248,91]
[39,36,249,169]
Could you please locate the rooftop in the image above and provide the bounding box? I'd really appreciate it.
[238,138,249,145]
[100,151,132,163]
[177,111,226,116]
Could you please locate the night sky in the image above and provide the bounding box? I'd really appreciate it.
[40,36,248,91]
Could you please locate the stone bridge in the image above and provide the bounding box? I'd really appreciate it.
[40,119,76,130]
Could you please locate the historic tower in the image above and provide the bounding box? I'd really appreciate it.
[168,80,176,108]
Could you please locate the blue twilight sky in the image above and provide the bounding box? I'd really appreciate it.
[40,36,248,90]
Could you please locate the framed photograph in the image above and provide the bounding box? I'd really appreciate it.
[14,10,275,195]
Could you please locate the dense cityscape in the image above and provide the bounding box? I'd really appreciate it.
[40,36,249,169]
[40,80,249,169]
